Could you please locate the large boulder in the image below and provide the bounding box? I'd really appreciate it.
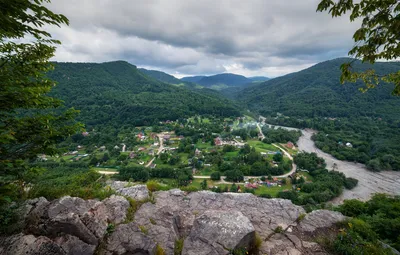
[107,181,150,201]
[0,234,65,255]
[298,210,348,233]
[54,235,96,255]
[115,184,150,200]
[183,210,255,255]
[103,222,157,255]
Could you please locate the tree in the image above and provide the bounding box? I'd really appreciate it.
[273,153,283,162]
[317,0,400,95]
[225,170,244,182]
[0,0,81,202]
[200,179,207,190]
[210,171,221,181]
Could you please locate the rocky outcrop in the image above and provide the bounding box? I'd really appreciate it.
[182,210,255,255]
[0,187,348,255]
[107,181,150,200]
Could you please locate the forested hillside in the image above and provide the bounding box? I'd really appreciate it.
[240,58,400,170]
[48,61,240,129]
[138,68,197,88]
[181,73,253,90]
[241,58,400,121]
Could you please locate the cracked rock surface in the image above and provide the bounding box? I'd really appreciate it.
[0,187,346,255]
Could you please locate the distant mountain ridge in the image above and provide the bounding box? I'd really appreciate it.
[181,73,269,90]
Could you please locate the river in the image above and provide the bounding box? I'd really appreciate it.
[263,121,400,204]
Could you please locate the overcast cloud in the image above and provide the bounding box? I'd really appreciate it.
[45,0,359,78]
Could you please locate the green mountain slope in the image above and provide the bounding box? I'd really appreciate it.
[138,68,197,88]
[181,73,253,90]
[48,61,240,128]
[241,58,400,120]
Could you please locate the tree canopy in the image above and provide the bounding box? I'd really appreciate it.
[0,0,81,203]
[317,0,400,95]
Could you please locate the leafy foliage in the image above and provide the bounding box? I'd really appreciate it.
[0,0,81,205]
[278,152,358,205]
[317,0,400,95]
[338,194,400,251]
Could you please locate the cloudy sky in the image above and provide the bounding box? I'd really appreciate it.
[45,0,359,78]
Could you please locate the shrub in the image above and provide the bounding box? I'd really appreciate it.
[344,177,358,190]
[180,186,199,193]
[139,225,148,235]
[258,193,272,199]
[174,238,184,255]
[210,172,221,181]
[147,180,162,192]
[274,226,284,233]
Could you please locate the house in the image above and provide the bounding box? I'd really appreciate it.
[286,142,294,149]
[214,137,222,146]
[82,131,89,137]
[195,148,201,156]
[260,152,267,157]
[346,142,353,148]
[235,136,241,139]
[77,145,83,149]
[245,183,258,189]
[99,146,106,151]
[114,145,120,150]
[129,152,136,159]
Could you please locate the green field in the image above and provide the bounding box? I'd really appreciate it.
[253,183,292,197]
[247,140,277,152]
[195,141,212,149]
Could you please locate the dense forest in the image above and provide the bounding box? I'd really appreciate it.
[48,61,241,130]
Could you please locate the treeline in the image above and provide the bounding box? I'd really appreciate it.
[118,166,193,186]
[278,152,358,205]
[24,161,112,201]
[261,126,302,144]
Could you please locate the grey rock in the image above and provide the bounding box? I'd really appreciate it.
[2,190,349,255]
[102,195,130,224]
[183,210,255,255]
[115,184,150,200]
[298,210,347,233]
[47,212,98,245]
[103,222,157,255]
[54,235,96,255]
[0,234,65,255]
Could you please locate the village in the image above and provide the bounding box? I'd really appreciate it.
[43,115,312,197]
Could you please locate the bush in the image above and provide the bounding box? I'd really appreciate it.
[258,193,272,198]
[146,180,163,192]
[210,171,221,181]
[180,186,199,192]
[344,177,358,190]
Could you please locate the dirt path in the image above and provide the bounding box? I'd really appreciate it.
[297,129,400,204]
[257,123,296,177]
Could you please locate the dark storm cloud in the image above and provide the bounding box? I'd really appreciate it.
[45,0,360,77]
